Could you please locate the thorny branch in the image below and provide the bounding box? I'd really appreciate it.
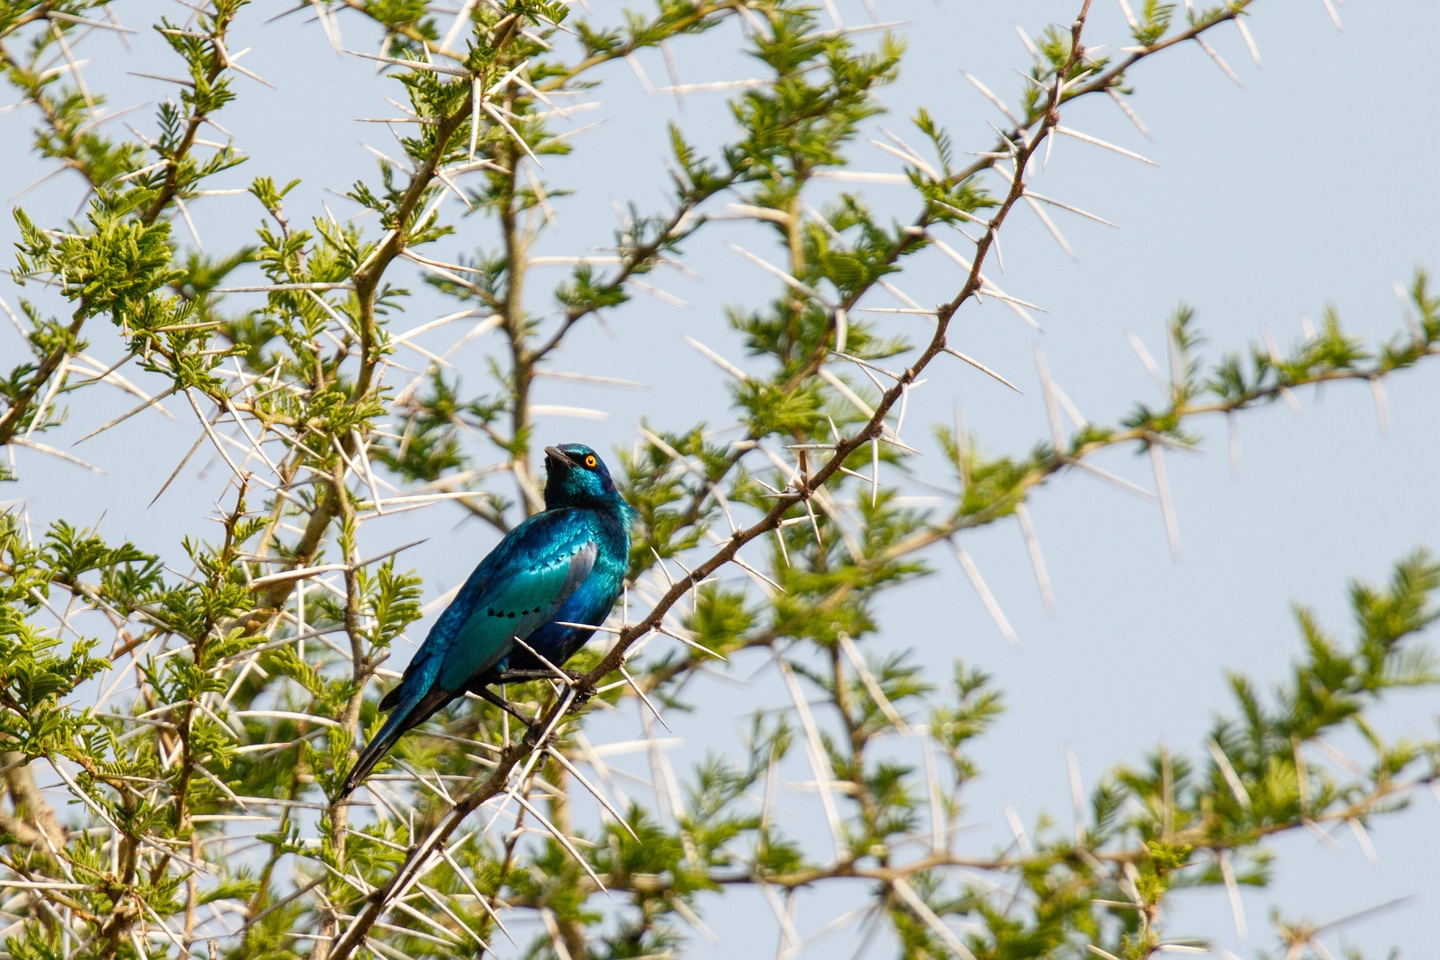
[0,3,241,448]
[327,3,1099,952]
[259,1,753,614]
[665,0,1262,532]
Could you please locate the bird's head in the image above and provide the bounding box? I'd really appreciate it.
[543,443,620,509]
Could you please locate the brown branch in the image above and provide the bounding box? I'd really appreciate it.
[0,3,240,451]
[498,767,1440,907]
[259,3,754,615]
[0,306,85,445]
[651,0,1260,537]
[1,751,66,850]
[139,5,238,226]
[0,1,59,42]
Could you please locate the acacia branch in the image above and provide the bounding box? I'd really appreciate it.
[651,0,1260,536]
[0,306,85,445]
[0,4,236,452]
[139,6,237,225]
[328,6,1099,951]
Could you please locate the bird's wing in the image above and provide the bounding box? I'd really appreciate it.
[435,530,598,691]
[345,513,601,797]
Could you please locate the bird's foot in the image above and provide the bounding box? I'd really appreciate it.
[495,668,597,709]
[493,667,587,686]
[476,686,538,726]
[568,678,597,710]
[522,722,558,749]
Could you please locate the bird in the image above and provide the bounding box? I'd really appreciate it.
[337,443,631,798]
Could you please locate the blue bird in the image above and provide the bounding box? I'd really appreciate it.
[338,444,631,798]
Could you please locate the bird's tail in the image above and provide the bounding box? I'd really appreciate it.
[337,684,452,799]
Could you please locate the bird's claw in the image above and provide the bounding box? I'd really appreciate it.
[493,667,588,687]
[569,678,597,710]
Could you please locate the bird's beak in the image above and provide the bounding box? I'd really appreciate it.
[544,445,576,467]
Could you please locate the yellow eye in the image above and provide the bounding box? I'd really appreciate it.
[584,454,597,468]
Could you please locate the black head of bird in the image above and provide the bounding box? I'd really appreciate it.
[544,443,619,508]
